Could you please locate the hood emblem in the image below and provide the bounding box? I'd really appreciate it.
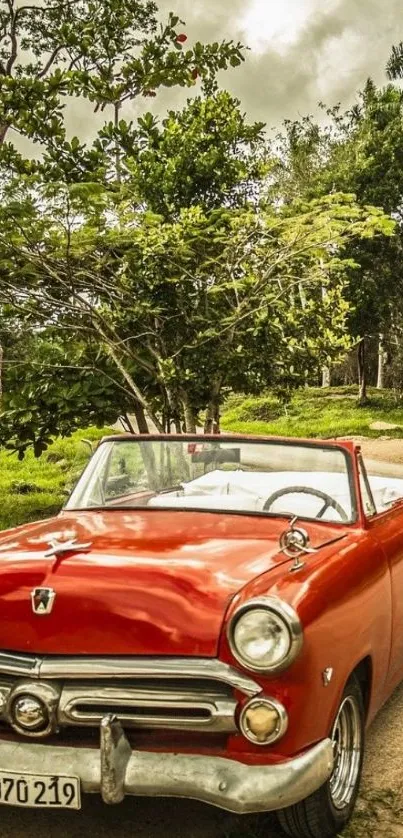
[44,538,92,558]
[31,587,56,615]
[279,517,317,572]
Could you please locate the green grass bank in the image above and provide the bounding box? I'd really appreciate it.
[221,386,403,439]
[0,426,113,531]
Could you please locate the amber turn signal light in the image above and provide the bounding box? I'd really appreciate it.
[239,697,288,746]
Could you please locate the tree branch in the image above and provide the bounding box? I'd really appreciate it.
[5,0,18,76]
[37,46,64,79]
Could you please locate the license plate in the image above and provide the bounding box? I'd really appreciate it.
[0,771,81,809]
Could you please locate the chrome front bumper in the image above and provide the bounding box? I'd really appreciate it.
[0,715,334,814]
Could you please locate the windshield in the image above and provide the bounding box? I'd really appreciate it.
[66,438,355,524]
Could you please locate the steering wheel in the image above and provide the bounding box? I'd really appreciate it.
[263,485,348,522]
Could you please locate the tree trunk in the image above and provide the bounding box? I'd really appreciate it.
[377,334,386,389]
[103,340,164,432]
[204,403,214,435]
[358,339,368,404]
[133,402,149,434]
[321,366,331,388]
[320,280,331,388]
[164,385,182,434]
[0,125,9,146]
[204,378,222,434]
[0,341,3,406]
[114,102,122,183]
[213,402,220,434]
[119,413,136,433]
[181,392,197,434]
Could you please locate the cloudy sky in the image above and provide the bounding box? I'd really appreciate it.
[47,0,403,145]
[151,0,401,131]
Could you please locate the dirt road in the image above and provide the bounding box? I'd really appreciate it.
[347,680,403,837]
[359,438,403,467]
[0,794,254,838]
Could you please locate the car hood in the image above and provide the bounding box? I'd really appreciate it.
[0,510,346,656]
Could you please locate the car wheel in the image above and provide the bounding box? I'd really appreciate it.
[276,675,365,838]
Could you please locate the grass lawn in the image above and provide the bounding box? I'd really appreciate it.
[221,386,403,439]
[0,426,114,532]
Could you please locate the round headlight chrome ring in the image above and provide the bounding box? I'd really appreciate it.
[227,596,303,674]
[239,696,289,746]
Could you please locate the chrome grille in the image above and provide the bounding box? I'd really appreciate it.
[0,653,260,737]
[58,681,236,732]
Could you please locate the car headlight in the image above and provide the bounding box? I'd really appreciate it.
[228,597,303,673]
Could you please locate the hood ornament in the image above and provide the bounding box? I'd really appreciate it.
[44,538,92,558]
[31,587,56,615]
[279,517,317,572]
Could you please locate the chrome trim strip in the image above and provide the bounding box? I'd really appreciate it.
[58,684,237,733]
[0,716,335,814]
[0,653,41,678]
[0,653,259,696]
[41,658,259,695]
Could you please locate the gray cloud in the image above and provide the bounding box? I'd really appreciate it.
[150,0,403,129]
[15,0,403,155]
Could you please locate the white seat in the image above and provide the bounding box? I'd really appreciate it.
[368,475,403,511]
[148,470,352,520]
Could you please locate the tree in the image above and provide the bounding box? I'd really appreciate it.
[113,91,267,216]
[322,83,403,401]
[272,81,403,401]
[0,44,397,451]
[0,170,393,451]
[0,1,246,435]
[0,90,269,441]
[0,332,136,457]
[386,42,403,80]
[0,0,244,178]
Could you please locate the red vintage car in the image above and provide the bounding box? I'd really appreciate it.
[0,434,401,837]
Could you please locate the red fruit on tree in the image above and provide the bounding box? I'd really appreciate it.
[144,89,157,97]
[176,33,187,43]
[192,68,199,79]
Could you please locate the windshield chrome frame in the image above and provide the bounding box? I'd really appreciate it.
[64,435,358,526]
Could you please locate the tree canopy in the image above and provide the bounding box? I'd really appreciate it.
[271,74,403,400]
[0,7,400,452]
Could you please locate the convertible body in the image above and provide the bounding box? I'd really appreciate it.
[0,434,401,835]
